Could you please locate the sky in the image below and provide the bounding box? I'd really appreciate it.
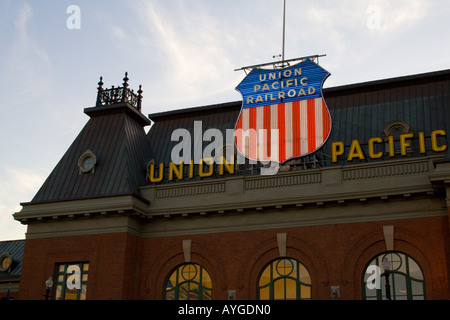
[0,0,449,241]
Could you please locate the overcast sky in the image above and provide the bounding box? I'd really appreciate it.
[0,0,449,241]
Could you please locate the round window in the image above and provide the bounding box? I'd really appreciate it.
[78,150,97,174]
[82,157,95,171]
[0,253,12,271]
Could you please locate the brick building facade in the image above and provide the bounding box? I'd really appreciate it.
[13,66,450,300]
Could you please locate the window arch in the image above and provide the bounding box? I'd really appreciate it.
[383,120,411,138]
[164,263,212,300]
[382,121,412,156]
[257,258,312,300]
[362,252,425,300]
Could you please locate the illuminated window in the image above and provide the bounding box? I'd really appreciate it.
[164,263,212,300]
[257,258,312,300]
[0,253,12,272]
[363,252,425,300]
[53,262,89,300]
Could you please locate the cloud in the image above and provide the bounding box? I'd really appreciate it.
[296,0,430,50]
[11,3,50,66]
[0,167,46,240]
[6,3,52,106]
[104,0,438,110]
[124,0,246,108]
[374,0,431,33]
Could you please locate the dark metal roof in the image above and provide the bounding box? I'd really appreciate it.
[28,103,153,204]
[147,101,241,165]
[323,68,450,95]
[0,240,25,278]
[146,68,450,176]
[148,69,450,119]
[322,68,450,164]
[148,101,240,121]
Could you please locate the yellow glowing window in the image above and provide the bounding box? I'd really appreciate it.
[53,262,89,300]
[164,263,212,300]
[258,258,312,300]
[1,256,11,271]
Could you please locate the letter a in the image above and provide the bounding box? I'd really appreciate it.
[66,5,81,30]
[66,265,81,290]
[366,265,381,290]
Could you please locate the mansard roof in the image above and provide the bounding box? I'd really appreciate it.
[0,240,25,278]
[27,76,152,205]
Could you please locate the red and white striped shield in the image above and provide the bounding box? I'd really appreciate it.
[235,58,331,164]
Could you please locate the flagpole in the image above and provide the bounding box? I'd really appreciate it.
[6,282,11,300]
[235,0,326,72]
[282,0,286,66]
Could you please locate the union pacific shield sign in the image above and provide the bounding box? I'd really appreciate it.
[235,58,332,164]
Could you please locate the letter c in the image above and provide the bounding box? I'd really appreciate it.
[431,130,447,152]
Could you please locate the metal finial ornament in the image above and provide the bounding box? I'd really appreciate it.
[96,76,104,107]
[96,75,142,111]
[137,84,143,112]
[123,72,129,88]
[97,76,104,91]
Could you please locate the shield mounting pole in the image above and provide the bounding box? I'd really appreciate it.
[234,55,326,73]
[282,0,286,67]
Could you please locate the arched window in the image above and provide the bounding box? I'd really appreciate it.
[362,252,425,300]
[382,121,412,156]
[164,263,212,300]
[257,258,312,300]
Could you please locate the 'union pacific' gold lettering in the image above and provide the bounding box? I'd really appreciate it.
[332,130,447,163]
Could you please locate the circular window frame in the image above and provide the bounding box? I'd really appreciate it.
[78,150,97,174]
[0,252,12,272]
[181,264,198,281]
[275,258,295,277]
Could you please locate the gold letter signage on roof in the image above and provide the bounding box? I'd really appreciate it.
[331,130,447,163]
[149,128,447,182]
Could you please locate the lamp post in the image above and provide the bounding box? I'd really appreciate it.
[45,277,53,300]
[382,257,391,300]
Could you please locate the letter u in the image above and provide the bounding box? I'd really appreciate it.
[149,163,164,182]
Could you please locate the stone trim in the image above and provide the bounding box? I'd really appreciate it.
[16,155,450,239]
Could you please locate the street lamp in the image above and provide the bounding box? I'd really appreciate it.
[45,277,53,300]
[382,257,391,300]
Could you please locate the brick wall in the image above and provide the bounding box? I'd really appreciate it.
[18,233,136,300]
[18,216,450,300]
[140,216,450,300]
